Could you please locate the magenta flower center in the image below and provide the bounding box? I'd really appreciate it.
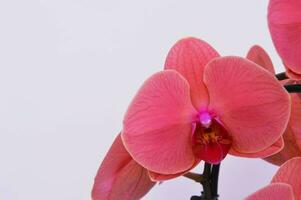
[199,112,212,128]
[192,112,232,164]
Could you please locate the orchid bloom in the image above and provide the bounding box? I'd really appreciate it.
[268,0,301,79]
[247,45,301,166]
[122,37,290,179]
[92,38,290,200]
[245,157,301,200]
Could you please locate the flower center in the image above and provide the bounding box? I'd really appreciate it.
[192,112,232,164]
[199,112,212,128]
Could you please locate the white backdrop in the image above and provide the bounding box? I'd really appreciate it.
[0,0,282,199]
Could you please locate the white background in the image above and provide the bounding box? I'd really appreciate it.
[0,0,284,199]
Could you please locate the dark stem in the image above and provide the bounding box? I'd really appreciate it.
[275,72,288,80]
[201,163,212,200]
[183,172,205,183]
[189,162,220,200]
[211,164,220,199]
[284,84,301,93]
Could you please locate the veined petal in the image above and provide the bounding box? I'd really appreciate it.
[246,45,275,74]
[251,51,301,165]
[148,171,185,182]
[204,56,290,153]
[122,70,198,174]
[268,0,301,78]
[92,134,155,200]
[230,136,284,158]
[272,157,301,200]
[264,127,301,166]
[264,89,301,165]
[148,160,201,181]
[164,37,220,109]
[290,93,301,148]
[244,183,294,200]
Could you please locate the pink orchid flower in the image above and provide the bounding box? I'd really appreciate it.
[247,45,301,166]
[92,38,290,200]
[122,38,290,178]
[245,157,301,200]
[268,0,301,79]
[92,134,155,200]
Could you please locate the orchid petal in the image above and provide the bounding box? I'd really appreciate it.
[290,93,301,148]
[265,127,301,166]
[148,160,201,181]
[246,45,275,74]
[164,37,220,109]
[204,56,290,153]
[122,70,198,174]
[92,134,155,200]
[230,136,284,158]
[244,183,294,200]
[148,171,186,182]
[272,157,301,200]
[286,68,301,80]
[268,0,301,78]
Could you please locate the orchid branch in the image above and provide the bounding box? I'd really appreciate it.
[211,164,220,198]
[284,84,301,93]
[186,162,219,200]
[183,172,206,183]
[275,72,288,80]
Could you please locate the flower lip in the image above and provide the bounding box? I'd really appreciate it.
[193,116,232,164]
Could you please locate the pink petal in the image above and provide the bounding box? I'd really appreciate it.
[290,93,301,148]
[92,134,155,200]
[246,48,296,163]
[122,70,198,174]
[148,160,201,181]
[204,56,290,153]
[230,136,284,158]
[244,183,294,200]
[265,92,301,165]
[148,171,186,182]
[286,68,301,80]
[268,0,301,78]
[264,127,301,166]
[246,45,275,74]
[272,157,301,200]
[164,37,220,109]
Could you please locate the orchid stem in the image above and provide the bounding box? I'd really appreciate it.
[202,163,212,200]
[275,72,288,80]
[189,162,219,200]
[275,71,301,93]
[211,164,220,199]
[183,172,205,183]
[284,84,301,93]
